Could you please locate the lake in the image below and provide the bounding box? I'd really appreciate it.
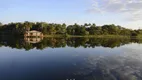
[0,37,142,80]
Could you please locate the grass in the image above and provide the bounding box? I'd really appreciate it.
[44,34,131,38]
[44,35,65,37]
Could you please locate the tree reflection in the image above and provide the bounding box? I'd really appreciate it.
[0,36,142,50]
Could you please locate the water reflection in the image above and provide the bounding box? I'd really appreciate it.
[0,37,142,80]
[24,37,43,44]
[0,36,142,50]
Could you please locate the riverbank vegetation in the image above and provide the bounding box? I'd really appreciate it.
[0,21,142,37]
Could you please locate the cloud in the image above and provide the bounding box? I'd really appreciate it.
[88,0,142,21]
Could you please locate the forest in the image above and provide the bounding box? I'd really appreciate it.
[0,21,142,37]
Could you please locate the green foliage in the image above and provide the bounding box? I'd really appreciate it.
[120,29,131,36]
[0,22,140,37]
[102,24,121,35]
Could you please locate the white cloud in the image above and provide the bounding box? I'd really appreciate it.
[124,20,142,29]
[89,0,142,21]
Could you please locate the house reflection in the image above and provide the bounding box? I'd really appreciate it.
[24,37,43,44]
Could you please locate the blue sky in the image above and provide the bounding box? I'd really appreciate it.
[0,0,142,29]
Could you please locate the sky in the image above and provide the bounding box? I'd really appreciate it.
[0,0,142,29]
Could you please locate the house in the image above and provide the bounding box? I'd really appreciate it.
[24,30,43,37]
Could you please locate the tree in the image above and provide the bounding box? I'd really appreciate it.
[89,25,96,35]
[66,25,72,35]
[120,29,131,36]
[61,23,66,34]
[80,26,89,35]
[102,25,109,35]
[23,21,32,31]
[95,27,102,35]
[0,21,141,37]
[102,24,121,35]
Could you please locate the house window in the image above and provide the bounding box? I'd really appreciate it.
[30,33,33,36]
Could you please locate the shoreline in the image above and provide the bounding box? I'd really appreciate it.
[43,35,133,39]
[1,34,142,39]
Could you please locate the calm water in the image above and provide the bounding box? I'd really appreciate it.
[0,37,142,80]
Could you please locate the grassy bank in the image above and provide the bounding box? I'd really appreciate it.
[44,35,65,37]
[44,35,131,38]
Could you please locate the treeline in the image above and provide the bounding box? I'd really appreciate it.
[0,21,142,36]
[0,37,142,50]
